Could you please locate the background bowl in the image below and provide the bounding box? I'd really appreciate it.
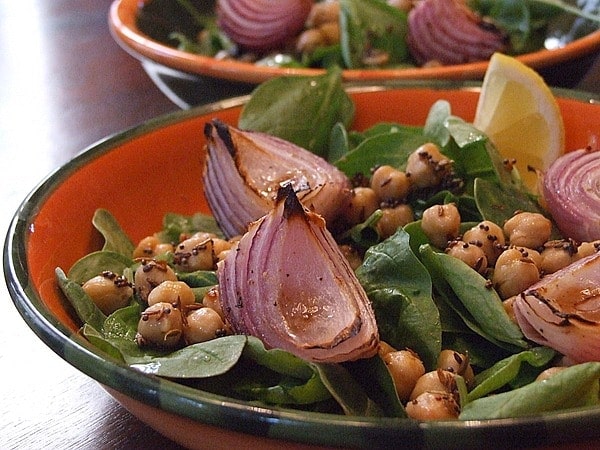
[108,0,600,108]
[5,82,600,449]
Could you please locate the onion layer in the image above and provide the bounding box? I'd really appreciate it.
[542,147,600,242]
[513,253,600,363]
[216,0,313,52]
[407,0,507,65]
[217,183,379,363]
[202,119,352,238]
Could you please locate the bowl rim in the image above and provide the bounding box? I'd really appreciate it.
[108,0,600,85]
[5,82,600,449]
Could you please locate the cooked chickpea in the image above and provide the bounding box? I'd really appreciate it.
[147,280,196,308]
[539,240,578,274]
[344,187,380,225]
[503,296,517,323]
[318,22,340,45]
[463,220,506,266]
[173,232,216,272]
[387,0,414,11]
[370,165,410,202]
[184,307,227,344]
[445,240,487,274]
[382,349,426,402]
[134,259,178,302]
[296,28,326,54]
[338,244,363,270]
[503,212,552,249]
[202,286,225,320]
[405,392,460,420]
[577,240,600,259]
[492,248,540,299]
[306,0,340,27]
[82,271,133,315]
[133,235,174,258]
[405,143,452,190]
[410,369,456,401]
[376,204,414,239]
[421,203,461,249]
[512,246,542,267]
[136,302,183,349]
[377,341,397,357]
[436,350,474,387]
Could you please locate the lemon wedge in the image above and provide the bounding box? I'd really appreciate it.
[473,53,565,191]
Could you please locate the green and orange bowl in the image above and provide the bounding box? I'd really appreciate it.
[4,82,600,449]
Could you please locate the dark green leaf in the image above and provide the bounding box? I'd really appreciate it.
[56,267,107,331]
[67,251,133,284]
[92,209,134,257]
[356,229,441,369]
[238,67,354,158]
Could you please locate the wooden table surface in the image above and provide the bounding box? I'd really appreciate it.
[0,1,598,449]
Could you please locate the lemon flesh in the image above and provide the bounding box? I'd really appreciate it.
[474,53,565,191]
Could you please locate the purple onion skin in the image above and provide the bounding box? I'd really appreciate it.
[542,147,600,243]
[217,184,379,363]
[202,119,352,239]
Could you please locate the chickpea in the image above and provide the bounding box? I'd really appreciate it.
[512,246,542,268]
[202,286,225,320]
[405,143,452,190]
[306,0,340,28]
[405,392,460,420]
[387,0,414,11]
[382,349,426,402]
[436,350,475,387]
[134,259,178,303]
[445,240,487,274]
[147,280,196,308]
[318,22,340,45]
[82,271,133,315]
[370,165,410,202]
[503,212,552,249]
[184,307,227,344]
[173,232,217,272]
[296,28,326,54]
[136,302,183,349]
[343,187,380,225]
[421,203,461,249]
[463,220,506,266]
[376,204,414,239]
[539,239,578,274]
[577,240,600,259]
[338,244,363,270]
[535,366,567,381]
[492,248,540,299]
[377,341,397,357]
[410,369,456,401]
[503,296,517,323]
[133,235,173,259]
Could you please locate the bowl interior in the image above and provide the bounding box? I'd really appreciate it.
[7,85,600,448]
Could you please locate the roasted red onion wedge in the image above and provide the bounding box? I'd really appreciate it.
[513,253,600,363]
[203,119,352,238]
[407,0,507,66]
[217,183,379,363]
[542,147,600,242]
[216,0,313,52]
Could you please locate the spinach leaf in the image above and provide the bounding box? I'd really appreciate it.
[56,267,107,331]
[335,127,430,178]
[460,362,600,419]
[130,335,247,378]
[474,178,561,238]
[356,229,441,369]
[339,0,410,68]
[238,67,354,158]
[176,270,218,288]
[468,347,556,401]
[92,209,134,257]
[314,363,385,416]
[419,245,528,350]
[67,251,133,284]
[160,212,224,243]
